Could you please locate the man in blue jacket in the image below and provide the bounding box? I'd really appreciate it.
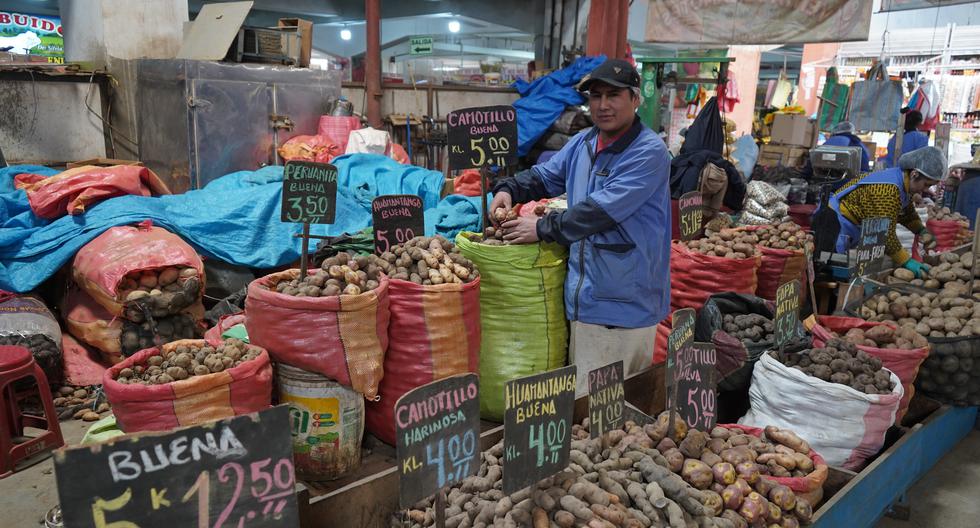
[491,59,671,394]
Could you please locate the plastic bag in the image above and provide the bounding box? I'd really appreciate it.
[103,339,273,433]
[811,315,928,422]
[740,352,902,470]
[456,233,568,420]
[13,164,171,219]
[848,64,903,133]
[71,222,205,317]
[277,134,341,163]
[365,277,481,445]
[0,292,62,379]
[670,242,761,312]
[245,270,389,400]
[317,115,361,152]
[817,67,849,132]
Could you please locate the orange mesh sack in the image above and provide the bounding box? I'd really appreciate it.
[670,241,761,312]
[365,277,481,445]
[926,218,971,251]
[245,270,390,399]
[71,222,205,317]
[103,339,273,433]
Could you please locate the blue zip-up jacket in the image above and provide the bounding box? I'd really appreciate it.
[884,130,929,168]
[494,116,671,328]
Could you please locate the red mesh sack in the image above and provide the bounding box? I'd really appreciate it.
[245,270,390,399]
[926,218,971,251]
[365,277,481,445]
[204,314,247,346]
[652,319,671,364]
[670,242,761,312]
[811,315,929,423]
[103,339,272,433]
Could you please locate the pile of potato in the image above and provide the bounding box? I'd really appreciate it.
[771,338,896,395]
[682,230,761,259]
[916,346,980,405]
[371,235,478,285]
[265,252,381,297]
[119,314,200,357]
[750,222,814,252]
[476,207,520,245]
[928,205,970,224]
[857,289,980,339]
[828,323,928,351]
[722,314,774,345]
[118,267,201,321]
[890,251,976,295]
[394,411,814,528]
[52,385,110,422]
[113,339,259,385]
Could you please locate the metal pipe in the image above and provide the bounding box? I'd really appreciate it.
[365,0,382,128]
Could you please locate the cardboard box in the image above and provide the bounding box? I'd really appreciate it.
[278,18,312,67]
[770,114,817,148]
[758,144,809,168]
[66,158,143,169]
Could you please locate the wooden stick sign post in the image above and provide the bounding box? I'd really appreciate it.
[281,160,338,277]
[395,374,481,527]
[446,105,518,230]
[678,191,704,241]
[588,361,625,439]
[53,406,299,528]
[666,308,695,440]
[372,194,425,254]
[502,365,576,495]
[774,279,802,351]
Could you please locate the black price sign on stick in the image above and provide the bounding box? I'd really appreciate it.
[588,361,625,439]
[54,406,298,528]
[852,216,889,277]
[666,308,695,440]
[774,279,801,349]
[674,343,718,431]
[678,191,704,241]
[281,161,338,224]
[373,195,425,255]
[503,365,576,495]
[396,374,480,509]
[447,105,518,171]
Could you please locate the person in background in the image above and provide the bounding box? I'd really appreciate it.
[823,121,871,172]
[829,147,947,278]
[489,58,671,395]
[884,108,929,168]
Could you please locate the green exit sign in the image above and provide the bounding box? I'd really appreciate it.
[410,36,433,55]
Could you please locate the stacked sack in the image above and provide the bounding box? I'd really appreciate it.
[926,205,972,251]
[741,181,789,226]
[64,222,206,364]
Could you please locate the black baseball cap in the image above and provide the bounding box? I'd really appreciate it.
[578,59,641,92]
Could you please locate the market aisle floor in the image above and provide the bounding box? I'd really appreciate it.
[876,430,980,528]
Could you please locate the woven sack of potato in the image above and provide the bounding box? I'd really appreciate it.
[365,237,481,445]
[729,224,810,302]
[740,352,902,470]
[103,338,272,433]
[456,232,567,420]
[203,313,247,346]
[810,315,929,423]
[246,269,390,400]
[670,241,761,312]
[71,223,205,318]
[926,218,971,251]
[0,293,62,381]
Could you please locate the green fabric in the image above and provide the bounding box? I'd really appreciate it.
[456,232,569,421]
[222,323,250,343]
[81,414,125,445]
[817,67,849,132]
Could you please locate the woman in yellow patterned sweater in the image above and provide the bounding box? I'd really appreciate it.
[829,147,947,278]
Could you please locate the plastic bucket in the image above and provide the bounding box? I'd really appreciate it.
[277,363,364,480]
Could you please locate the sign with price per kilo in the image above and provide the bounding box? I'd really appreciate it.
[396,374,481,508]
[280,160,337,224]
[852,216,889,277]
[502,365,576,494]
[372,195,425,255]
[53,406,298,528]
[588,361,625,439]
[678,191,704,241]
[447,105,518,170]
[774,279,801,348]
[673,343,718,431]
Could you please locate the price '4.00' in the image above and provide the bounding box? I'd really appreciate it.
[468,136,511,167]
[375,227,416,255]
[425,430,477,489]
[529,419,566,467]
[589,399,623,438]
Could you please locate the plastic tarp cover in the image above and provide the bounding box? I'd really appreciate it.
[0,155,482,292]
[511,55,605,156]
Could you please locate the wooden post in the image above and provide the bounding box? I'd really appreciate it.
[480,165,489,231]
[893,113,906,166]
[435,489,446,528]
[299,222,310,277]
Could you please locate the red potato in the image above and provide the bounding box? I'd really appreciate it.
[713,462,737,486]
[722,484,745,510]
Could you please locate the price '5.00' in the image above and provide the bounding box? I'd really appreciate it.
[376,227,417,255]
[467,136,511,168]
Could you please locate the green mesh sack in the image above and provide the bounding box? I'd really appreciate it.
[456,232,568,420]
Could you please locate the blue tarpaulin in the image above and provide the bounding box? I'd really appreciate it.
[0,154,486,292]
[511,55,605,157]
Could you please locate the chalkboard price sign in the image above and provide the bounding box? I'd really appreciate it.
[674,343,718,431]
[588,361,625,439]
[447,105,518,171]
[503,365,576,495]
[281,160,338,224]
[774,279,801,348]
[372,194,425,255]
[54,406,298,528]
[667,308,696,440]
[678,191,704,241]
[395,374,481,508]
[852,216,889,277]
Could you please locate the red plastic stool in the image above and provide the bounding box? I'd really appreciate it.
[0,345,64,478]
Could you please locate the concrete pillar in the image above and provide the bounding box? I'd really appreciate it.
[725,46,764,138]
[365,0,382,128]
[797,43,842,117]
[586,0,628,60]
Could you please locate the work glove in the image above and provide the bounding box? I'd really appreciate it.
[902,258,931,279]
[918,228,937,250]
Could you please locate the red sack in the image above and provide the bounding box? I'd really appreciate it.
[60,334,109,387]
[14,165,171,219]
[453,169,483,197]
[670,242,760,312]
[71,222,205,317]
[365,277,481,445]
[811,315,929,423]
[277,134,341,164]
[652,319,671,364]
[390,143,411,164]
[728,226,806,302]
[246,270,390,399]
[103,339,273,433]
[317,115,361,152]
[204,314,246,347]
[926,218,971,251]
[719,424,829,506]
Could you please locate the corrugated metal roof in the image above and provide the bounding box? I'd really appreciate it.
[839,24,980,57]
